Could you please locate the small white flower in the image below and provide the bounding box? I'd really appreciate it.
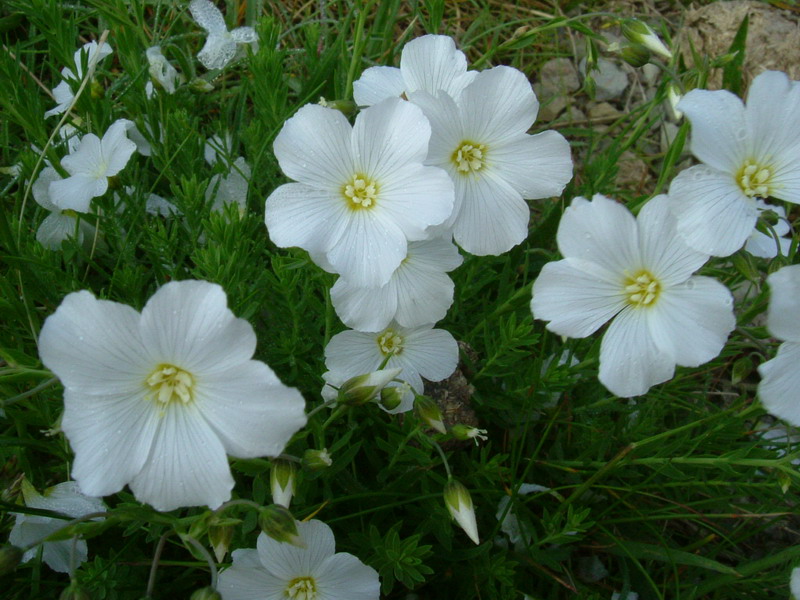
[758,265,800,427]
[331,236,463,332]
[265,98,455,287]
[145,46,181,97]
[218,519,380,600]
[32,167,95,250]
[9,480,106,573]
[744,201,792,259]
[38,280,307,511]
[323,323,458,413]
[669,70,800,256]
[353,34,477,107]
[48,119,137,213]
[190,0,258,70]
[411,66,573,255]
[531,194,735,398]
[45,40,113,118]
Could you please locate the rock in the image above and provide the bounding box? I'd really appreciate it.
[538,57,580,94]
[615,151,650,191]
[587,58,628,101]
[587,101,621,121]
[534,83,568,121]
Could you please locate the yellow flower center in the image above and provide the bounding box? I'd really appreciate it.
[285,576,317,600]
[343,174,378,209]
[377,329,404,356]
[736,159,774,198]
[452,141,487,174]
[624,270,661,308]
[146,364,195,405]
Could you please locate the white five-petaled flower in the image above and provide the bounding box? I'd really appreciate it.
[218,519,380,600]
[331,236,463,332]
[45,40,113,118]
[531,194,735,398]
[48,119,137,213]
[668,70,800,256]
[9,480,106,573]
[265,98,455,287]
[758,265,800,427]
[32,166,96,250]
[38,280,307,512]
[322,322,458,414]
[353,34,477,107]
[411,66,573,255]
[189,0,258,70]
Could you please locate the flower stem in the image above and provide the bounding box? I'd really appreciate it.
[182,534,218,589]
[146,531,172,599]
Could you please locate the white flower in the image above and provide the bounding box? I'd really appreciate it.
[496,483,549,549]
[669,70,800,256]
[145,46,181,97]
[32,167,95,250]
[323,323,458,413]
[265,98,455,287]
[218,519,380,600]
[38,280,307,511]
[611,592,638,600]
[45,40,113,118]
[758,265,800,427]
[331,236,463,332]
[444,480,479,545]
[353,34,477,107]
[9,480,106,573]
[48,119,137,213]
[411,66,573,255]
[744,201,792,258]
[792,566,800,599]
[531,194,735,398]
[207,156,251,213]
[190,0,258,70]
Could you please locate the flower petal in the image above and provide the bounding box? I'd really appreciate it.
[669,165,757,256]
[32,166,61,211]
[489,130,572,199]
[100,120,137,177]
[218,551,287,600]
[399,34,476,100]
[314,553,381,600]
[37,213,78,250]
[139,280,257,376]
[677,87,747,172]
[198,34,237,70]
[190,0,228,34]
[195,360,306,458]
[130,401,233,511]
[256,520,335,580]
[647,276,734,367]
[531,258,626,338]
[766,264,800,342]
[353,66,405,106]
[746,71,800,166]
[231,27,257,44]
[325,330,381,374]
[758,342,800,427]
[392,263,456,328]
[331,277,398,333]
[49,174,104,213]
[599,307,675,397]
[399,327,458,382]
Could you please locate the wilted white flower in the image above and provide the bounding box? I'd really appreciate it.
[45,40,113,118]
[145,46,181,98]
[265,98,454,287]
[353,34,476,107]
[218,519,380,600]
[48,119,137,213]
[331,236,463,332]
[32,167,95,250]
[669,70,800,256]
[9,480,106,573]
[412,66,573,255]
[38,280,307,511]
[531,194,735,397]
[190,0,258,70]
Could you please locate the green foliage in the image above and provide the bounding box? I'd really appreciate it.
[356,523,434,594]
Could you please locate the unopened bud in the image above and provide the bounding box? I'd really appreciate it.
[208,523,234,562]
[451,424,488,445]
[302,448,332,471]
[443,480,480,545]
[666,83,683,121]
[59,584,91,600]
[415,396,446,434]
[378,384,406,411]
[318,97,357,116]
[190,587,222,600]
[340,368,402,405]
[618,43,651,68]
[0,545,23,575]
[270,458,297,508]
[258,505,304,547]
[621,19,672,60]
[190,77,215,93]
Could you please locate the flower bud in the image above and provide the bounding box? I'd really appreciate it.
[302,448,332,471]
[415,396,446,434]
[621,19,672,60]
[450,424,488,445]
[443,480,480,545]
[59,584,91,600]
[190,77,215,93]
[208,523,234,562]
[258,505,304,547]
[0,545,23,575]
[190,587,223,600]
[378,384,405,411]
[618,43,651,68]
[318,97,357,116]
[666,84,683,121]
[339,368,402,405]
[270,458,297,508]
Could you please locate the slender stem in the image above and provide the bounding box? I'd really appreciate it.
[212,498,261,517]
[146,531,172,599]
[68,535,79,579]
[321,405,348,431]
[183,534,218,589]
[21,511,112,552]
[306,396,340,419]
[3,377,58,407]
[427,438,452,480]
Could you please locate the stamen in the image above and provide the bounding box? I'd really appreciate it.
[452,141,488,174]
[737,159,773,198]
[624,271,661,307]
[343,174,378,209]
[377,329,404,356]
[146,364,195,405]
[285,576,317,600]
